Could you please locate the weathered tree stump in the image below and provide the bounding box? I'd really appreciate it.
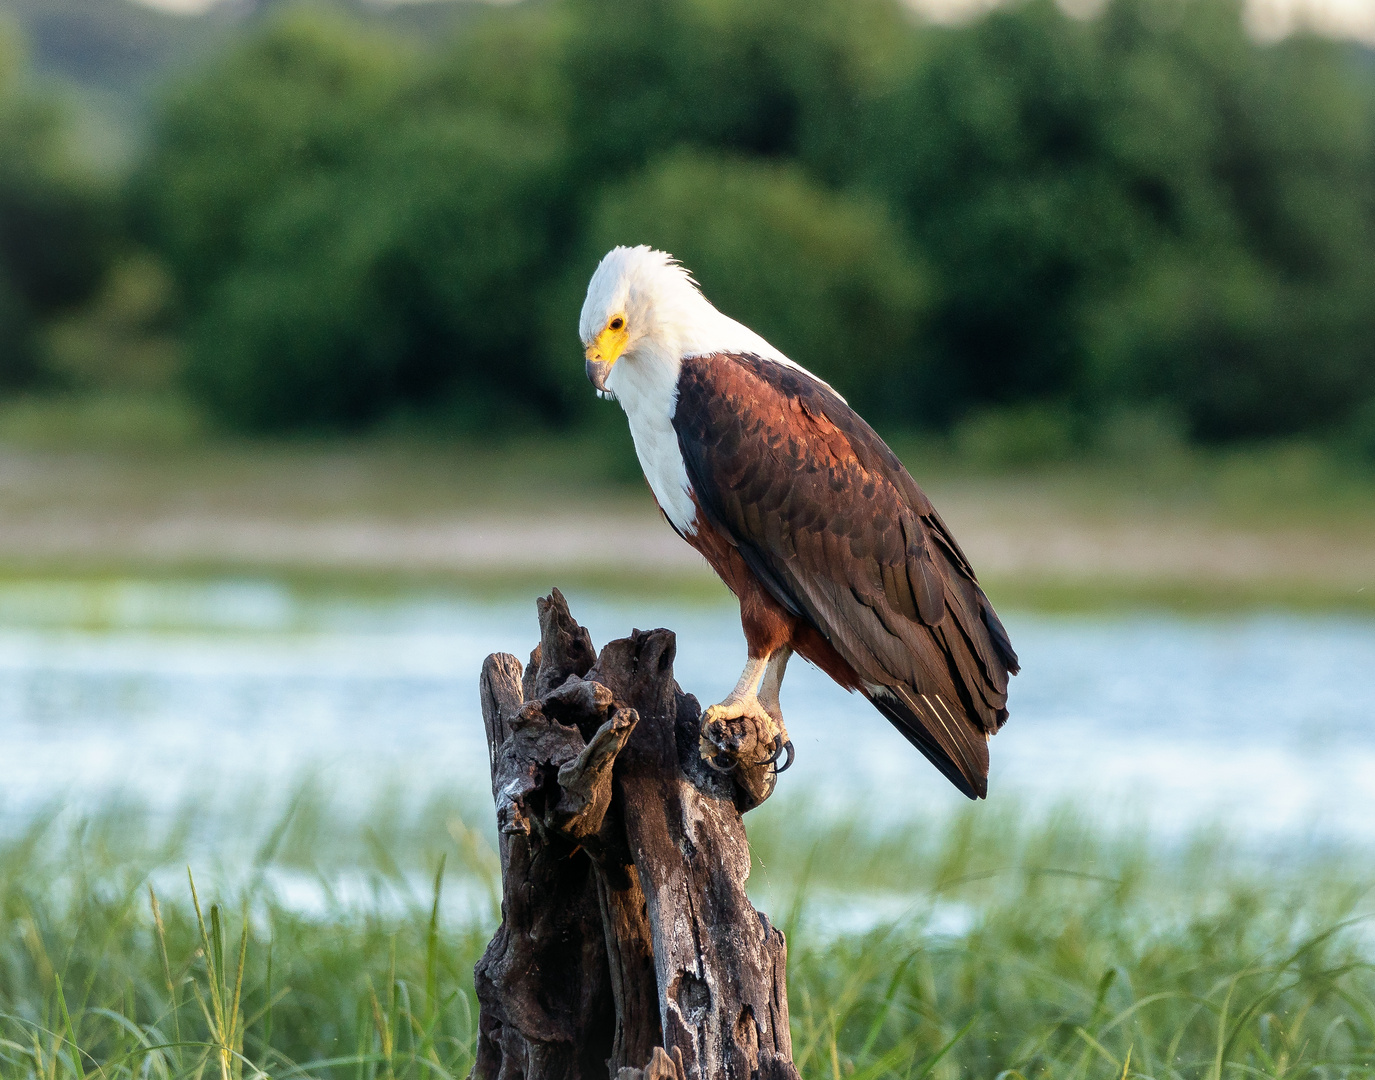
[470,589,798,1080]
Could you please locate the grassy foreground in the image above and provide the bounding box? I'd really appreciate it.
[3,792,1373,1080]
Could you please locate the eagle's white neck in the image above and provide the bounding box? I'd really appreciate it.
[605,342,698,535]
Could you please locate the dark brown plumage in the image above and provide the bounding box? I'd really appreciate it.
[671,352,1020,799]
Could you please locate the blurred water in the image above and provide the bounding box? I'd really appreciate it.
[0,576,1372,845]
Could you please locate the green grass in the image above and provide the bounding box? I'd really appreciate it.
[3,791,1373,1080]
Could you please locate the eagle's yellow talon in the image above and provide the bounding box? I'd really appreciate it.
[697,697,786,772]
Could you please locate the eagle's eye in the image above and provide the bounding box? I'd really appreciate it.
[609,317,625,331]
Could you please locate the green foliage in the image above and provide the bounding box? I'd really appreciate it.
[859,0,1375,435]
[1088,251,1375,441]
[125,0,1375,439]
[861,0,1129,422]
[0,27,113,386]
[0,0,230,97]
[1347,398,1375,467]
[187,116,564,430]
[560,0,914,181]
[952,402,1078,469]
[137,12,411,306]
[139,11,568,430]
[42,254,181,391]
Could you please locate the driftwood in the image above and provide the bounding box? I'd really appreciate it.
[470,590,798,1080]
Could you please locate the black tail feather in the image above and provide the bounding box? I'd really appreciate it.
[862,684,988,800]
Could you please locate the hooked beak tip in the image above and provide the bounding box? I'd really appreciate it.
[585,357,613,395]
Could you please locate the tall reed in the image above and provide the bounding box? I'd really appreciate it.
[2,792,1371,1080]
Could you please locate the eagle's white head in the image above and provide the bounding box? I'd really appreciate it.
[579,245,785,401]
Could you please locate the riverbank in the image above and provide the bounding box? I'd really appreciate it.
[2,429,1372,610]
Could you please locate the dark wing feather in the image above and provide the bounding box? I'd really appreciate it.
[674,353,1019,798]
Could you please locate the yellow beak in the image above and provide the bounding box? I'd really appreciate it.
[585,323,629,394]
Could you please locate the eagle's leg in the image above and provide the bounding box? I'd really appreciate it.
[758,646,794,772]
[699,653,786,771]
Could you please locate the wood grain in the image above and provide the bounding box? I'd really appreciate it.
[470,590,798,1080]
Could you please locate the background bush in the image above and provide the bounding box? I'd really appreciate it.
[858,0,1375,435]
[136,12,570,430]
[6,0,1375,442]
[0,27,112,387]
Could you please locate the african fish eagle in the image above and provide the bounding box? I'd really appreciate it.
[580,246,1019,799]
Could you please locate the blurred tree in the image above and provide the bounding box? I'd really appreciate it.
[1350,397,1375,466]
[859,0,1375,436]
[139,9,568,430]
[136,11,411,307]
[561,0,915,183]
[0,27,112,386]
[860,0,1166,423]
[1085,1,1375,438]
[134,0,1375,442]
[189,115,564,430]
[574,150,928,423]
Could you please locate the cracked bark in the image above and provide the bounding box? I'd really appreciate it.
[470,589,798,1080]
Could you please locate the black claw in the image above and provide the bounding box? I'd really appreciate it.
[773,740,795,774]
[705,752,737,773]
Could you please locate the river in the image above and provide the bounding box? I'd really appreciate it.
[1,576,1372,847]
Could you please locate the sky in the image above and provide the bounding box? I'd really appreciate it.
[128,0,1375,44]
[1243,0,1375,40]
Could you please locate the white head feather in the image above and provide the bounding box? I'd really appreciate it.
[579,246,791,375]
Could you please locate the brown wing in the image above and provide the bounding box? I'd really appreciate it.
[673,352,1019,798]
